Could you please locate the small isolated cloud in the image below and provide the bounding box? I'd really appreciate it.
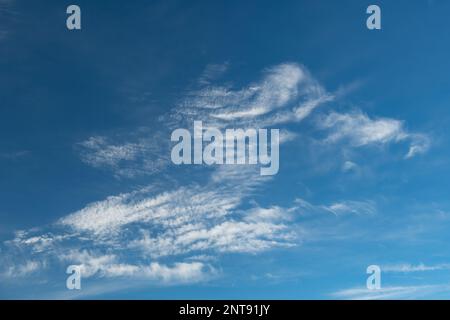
[318,110,430,158]
[78,137,140,167]
[324,201,376,216]
[0,150,30,160]
[404,134,431,159]
[294,198,376,217]
[342,160,358,172]
[198,62,229,85]
[77,131,170,178]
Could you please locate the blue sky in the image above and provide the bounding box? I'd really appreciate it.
[1,0,450,299]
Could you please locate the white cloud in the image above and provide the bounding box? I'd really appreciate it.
[53,163,293,260]
[77,131,170,178]
[318,111,430,158]
[323,201,376,216]
[405,134,430,159]
[2,260,45,278]
[78,137,140,167]
[2,183,373,286]
[320,111,405,146]
[60,250,212,283]
[58,183,244,236]
[293,94,334,122]
[244,206,292,222]
[332,284,450,300]
[198,62,229,85]
[2,61,427,293]
[61,250,120,278]
[76,63,332,180]
[173,63,331,130]
[382,263,450,273]
[211,64,304,120]
[6,231,72,253]
[294,198,376,216]
[342,160,357,172]
[59,188,178,235]
[130,219,295,258]
[141,262,211,283]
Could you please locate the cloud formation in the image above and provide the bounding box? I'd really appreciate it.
[382,263,450,273]
[318,111,430,158]
[171,63,331,130]
[332,284,450,300]
[0,62,430,297]
[60,250,211,283]
[77,131,171,178]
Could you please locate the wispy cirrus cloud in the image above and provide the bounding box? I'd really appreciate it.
[197,62,229,86]
[77,65,322,178]
[77,130,171,178]
[59,250,213,283]
[1,165,294,290]
[294,198,376,217]
[58,166,268,237]
[0,0,16,42]
[1,260,45,278]
[78,137,140,167]
[382,263,450,273]
[129,218,295,258]
[170,63,332,130]
[1,177,373,290]
[317,110,430,158]
[0,61,428,297]
[0,150,30,160]
[332,284,450,300]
